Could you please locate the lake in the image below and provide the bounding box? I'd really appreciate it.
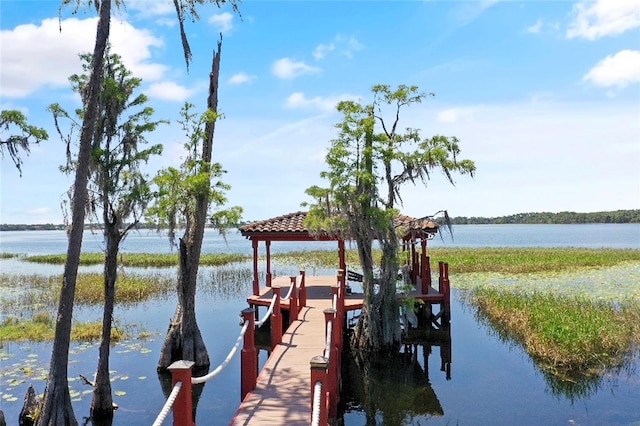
[1,224,639,425]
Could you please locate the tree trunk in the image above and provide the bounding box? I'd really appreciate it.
[157,238,210,371]
[90,224,120,421]
[157,39,222,372]
[37,2,111,425]
[351,221,400,354]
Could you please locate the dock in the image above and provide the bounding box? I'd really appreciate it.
[230,273,448,425]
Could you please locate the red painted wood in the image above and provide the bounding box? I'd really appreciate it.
[240,308,257,400]
[168,361,195,426]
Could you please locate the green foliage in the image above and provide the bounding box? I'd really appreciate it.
[0,110,49,176]
[147,102,242,243]
[50,49,165,231]
[305,84,476,239]
[452,209,640,224]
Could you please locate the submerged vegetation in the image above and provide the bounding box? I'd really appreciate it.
[465,287,640,380]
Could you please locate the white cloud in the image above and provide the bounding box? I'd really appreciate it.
[334,34,364,58]
[567,0,640,40]
[109,20,166,80]
[313,43,335,60]
[284,92,360,112]
[208,12,233,33]
[0,17,165,98]
[436,107,474,123]
[271,58,320,80]
[228,72,256,85]
[147,81,195,102]
[526,19,543,34]
[583,49,640,89]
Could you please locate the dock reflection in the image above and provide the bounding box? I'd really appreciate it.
[339,327,452,424]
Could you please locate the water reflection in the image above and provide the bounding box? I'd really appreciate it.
[339,328,452,425]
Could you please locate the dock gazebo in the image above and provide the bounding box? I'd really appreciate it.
[239,211,440,296]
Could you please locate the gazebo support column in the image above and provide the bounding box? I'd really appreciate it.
[252,239,259,295]
[266,240,272,287]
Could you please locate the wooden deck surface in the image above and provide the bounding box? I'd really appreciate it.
[230,275,445,425]
[230,276,335,425]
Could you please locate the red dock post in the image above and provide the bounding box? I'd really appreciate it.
[299,270,307,308]
[240,308,257,400]
[271,287,282,348]
[289,276,298,321]
[168,360,195,426]
[310,356,329,425]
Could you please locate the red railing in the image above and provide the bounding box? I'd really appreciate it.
[153,270,313,425]
[310,270,345,425]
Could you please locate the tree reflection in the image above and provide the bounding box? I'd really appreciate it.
[339,328,451,425]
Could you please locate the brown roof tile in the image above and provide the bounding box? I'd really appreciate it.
[240,211,439,239]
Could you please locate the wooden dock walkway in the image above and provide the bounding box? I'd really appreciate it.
[231,276,337,425]
[230,274,447,425]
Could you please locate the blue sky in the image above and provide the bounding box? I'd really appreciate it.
[1,0,639,225]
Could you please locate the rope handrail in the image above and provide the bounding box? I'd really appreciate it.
[255,294,277,328]
[191,320,250,385]
[310,380,323,426]
[280,280,295,301]
[332,293,337,310]
[152,380,183,426]
[323,320,333,361]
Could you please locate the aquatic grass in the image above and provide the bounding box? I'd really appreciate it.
[0,252,18,259]
[0,313,130,343]
[1,272,175,319]
[271,247,640,274]
[22,252,249,267]
[466,287,640,376]
[73,272,174,305]
[427,247,640,274]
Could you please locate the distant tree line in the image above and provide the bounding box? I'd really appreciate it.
[2,209,639,231]
[451,210,640,224]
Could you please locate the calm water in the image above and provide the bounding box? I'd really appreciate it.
[0,224,639,425]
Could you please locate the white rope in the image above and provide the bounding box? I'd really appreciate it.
[281,281,295,301]
[332,293,337,310]
[255,294,277,328]
[324,320,333,361]
[152,381,183,426]
[310,380,323,426]
[191,320,250,385]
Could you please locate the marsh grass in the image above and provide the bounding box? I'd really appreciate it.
[0,312,132,342]
[22,252,249,267]
[0,272,174,315]
[466,287,640,376]
[272,247,640,274]
[428,247,640,274]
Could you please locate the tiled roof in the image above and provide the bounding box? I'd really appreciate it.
[240,211,438,239]
[239,211,310,234]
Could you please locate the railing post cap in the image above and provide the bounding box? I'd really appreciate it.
[241,307,255,315]
[310,355,329,369]
[167,360,195,371]
[323,308,337,315]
